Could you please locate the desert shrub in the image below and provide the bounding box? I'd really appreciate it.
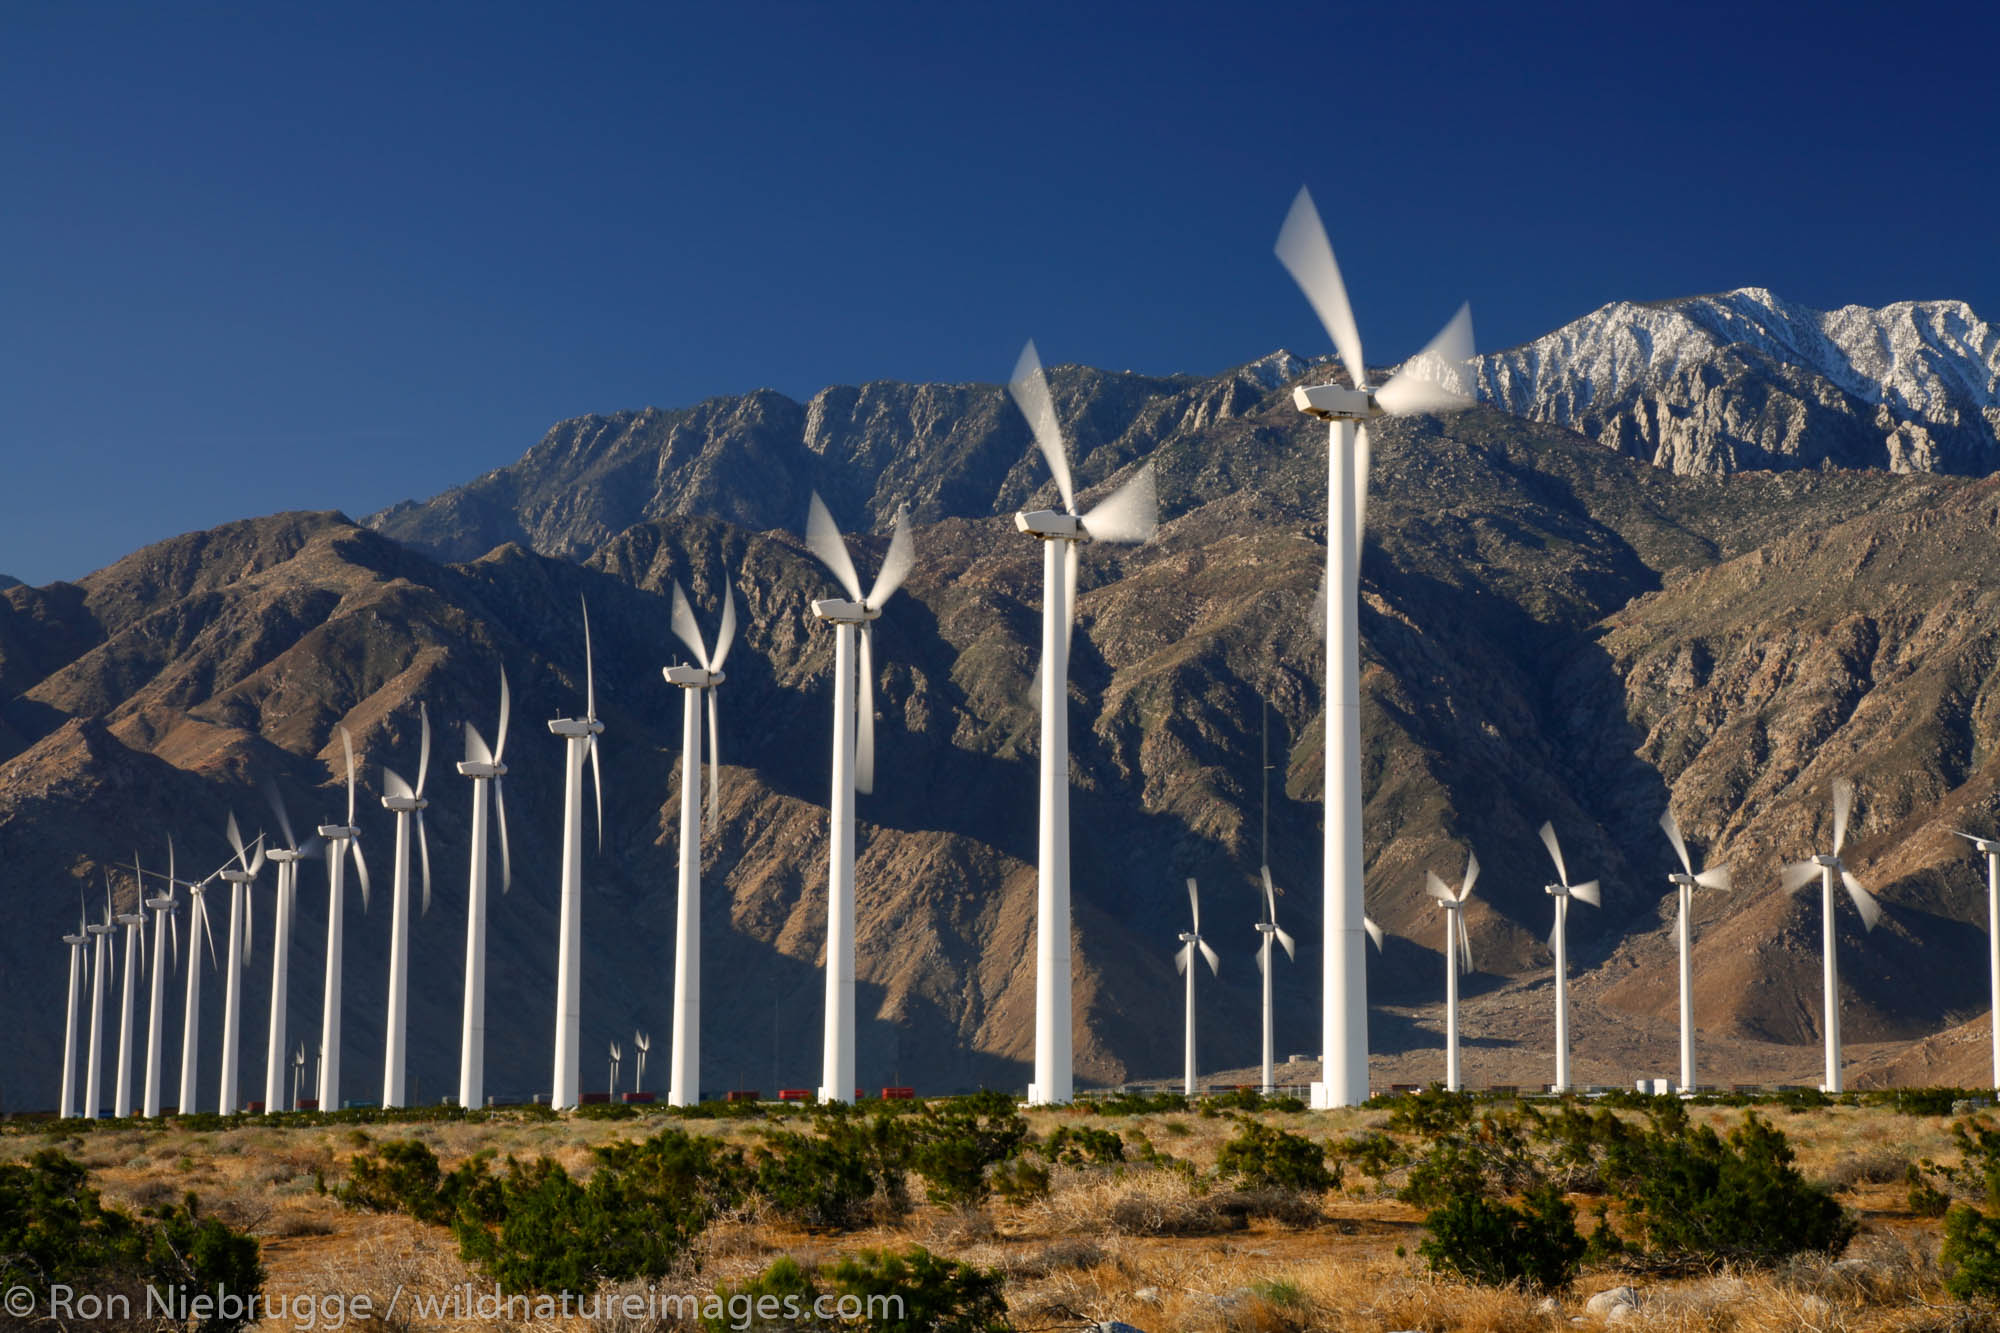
[1535,1100,1633,1193]
[707,1246,1008,1333]
[336,1138,488,1224]
[989,1157,1050,1202]
[1418,1184,1585,1292]
[754,1127,883,1230]
[1215,1119,1336,1193]
[1384,1084,1476,1137]
[1944,1203,2000,1299]
[1332,1130,1409,1188]
[906,1091,1029,1207]
[1909,1162,1953,1217]
[1041,1125,1124,1167]
[1092,1090,1188,1116]
[1398,1138,1490,1209]
[1602,1109,1854,1268]
[1817,1144,1910,1192]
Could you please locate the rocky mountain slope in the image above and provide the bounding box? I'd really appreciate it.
[7,341,2000,1111]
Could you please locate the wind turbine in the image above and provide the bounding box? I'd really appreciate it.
[177,860,223,1115]
[317,724,370,1112]
[291,1042,307,1111]
[1661,809,1732,1092]
[1781,779,1882,1094]
[457,671,513,1112]
[141,846,180,1117]
[803,492,914,1105]
[1254,867,1296,1095]
[1955,829,2000,1090]
[59,895,89,1118]
[218,814,264,1114]
[263,783,322,1114]
[609,1039,622,1100]
[380,704,433,1109]
[84,880,115,1119]
[550,596,606,1111]
[1538,822,1600,1094]
[1175,878,1220,1097]
[1008,340,1159,1105]
[1423,852,1480,1093]
[633,1030,649,1096]
[1275,188,1476,1108]
[663,578,736,1108]
[113,868,146,1118]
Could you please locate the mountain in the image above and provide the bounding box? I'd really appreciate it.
[7,321,2000,1112]
[1476,289,2000,476]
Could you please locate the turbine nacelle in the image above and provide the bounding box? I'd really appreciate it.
[1291,383,1379,421]
[548,716,605,738]
[1014,509,1081,540]
[266,849,304,865]
[317,823,359,841]
[143,896,176,911]
[456,760,508,779]
[1811,853,1842,869]
[1961,834,2000,856]
[1666,871,1699,887]
[662,665,724,689]
[62,932,87,945]
[381,794,427,813]
[115,912,144,926]
[218,869,256,885]
[810,597,881,623]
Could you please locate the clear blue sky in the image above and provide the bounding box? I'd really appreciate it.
[5,1,1995,586]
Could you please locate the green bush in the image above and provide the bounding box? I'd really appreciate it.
[1041,1125,1124,1167]
[1418,1184,1584,1292]
[1332,1130,1409,1187]
[755,1122,895,1230]
[906,1092,1029,1207]
[336,1138,488,1224]
[707,1246,1009,1333]
[1215,1120,1336,1193]
[1944,1203,2000,1299]
[1383,1084,1476,1137]
[1602,1109,1854,1268]
[989,1157,1050,1202]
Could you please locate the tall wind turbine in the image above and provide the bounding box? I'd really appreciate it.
[59,896,89,1118]
[457,671,512,1112]
[263,784,322,1114]
[177,863,222,1115]
[113,870,146,1118]
[1955,829,2000,1089]
[549,599,605,1111]
[633,1030,649,1096]
[803,493,914,1105]
[141,847,179,1116]
[663,578,736,1108]
[1255,867,1297,1096]
[1538,822,1600,1094]
[608,1039,622,1099]
[1661,809,1732,1092]
[317,725,370,1112]
[1275,188,1476,1107]
[1424,852,1479,1093]
[84,881,115,1119]
[380,704,433,1109]
[218,814,264,1114]
[1781,779,1882,1094]
[1008,340,1159,1105]
[1176,878,1220,1097]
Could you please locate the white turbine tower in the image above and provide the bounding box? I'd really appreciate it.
[1175,878,1220,1097]
[141,847,180,1117]
[1660,809,1732,1092]
[218,814,264,1114]
[1423,852,1479,1093]
[59,895,89,1118]
[113,870,146,1118]
[1007,340,1159,1105]
[263,783,323,1114]
[177,866,222,1115]
[1275,188,1476,1108]
[1954,829,2000,1089]
[1781,778,1882,1094]
[1254,867,1298,1095]
[380,704,433,1109]
[84,881,115,1119]
[549,597,605,1112]
[1538,821,1600,1094]
[664,577,737,1108]
[457,671,513,1112]
[317,725,370,1112]
[803,492,914,1105]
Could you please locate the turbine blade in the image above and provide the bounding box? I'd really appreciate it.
[1186,877,1200,934]
[867,505,915,607]
[1459,916,1475,973]
[1079,463,1158,545]
[1363,916,1385,952]
[669,581,709,668]
[200,896,218,971]
[1374,303,1477,415]
[341,724,358,826]
[264,779,297,852]
[1661,808,1693,876]
[805,492,865,602]
[465,721,492,767]
[416,703,431,797]
[855,626,876,796]
[226,812,248,871]
[1062,540,1078,665]
[1694,865,1733,892]
[706,689,721,835]
[1843,871,1881,931]
[1352,426,1369,563]
[589,733,605,852]
[581,594,598,719]
[1275,925,1295,961]
[1425,870,1455,903]
[1009,339,1075,514]
[1537,821,1569,886]
[352,838,371,913]
[1781,860,1822,892]
[1460,849,1481,903]
[243,886,254,966]
[712,576,738,674]
[249,837,265,878]
[383,767,413,801]
[1199,939,1220,975]
[1255,945,1267,977]
[417,810,432,917]
[1569,880,1601,908]
[495,777,512,894]
[1174,943,1189,976]
[1311,567,1327,643]
[1274,185,1367,393]
[495,669,511,763]
[1833,778,1854,856]
[301,836,324,860]
[1260,865,1277,924]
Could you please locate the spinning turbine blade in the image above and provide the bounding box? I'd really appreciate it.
[589,734,605,851]
[417,810,432,916]
[1260,865,1278,924]
[868,505,915,606]
[1661,808,1694,876]
[706,689,721,833]
[383,768,413,801]
[465,722,492,766]
[1695,865,1733,892]
[1538,821,1569,886]
[1460,850,1481,902]
[495,778,512,893]
[1274,925,1296,961]
[416,704,431,797]
[1186,878,1201,934]
[1781,861,1822,892]
[1199,939,1220,975]
[1009,340,1076,514]
[1363,916,1385,952]
[856,626,876,796]
[1569,880,1602,908]
[806,492,864,602]
[495,670,511,763]
[1274,186,1367,393]
[351,840,372,912]
[265,780,297,851]
[1175,943,1190,976]
[670,582,709,668]
[1079,463,1159,544]
[199,894,218,969]
[712,578,738,674]
[1458,916,1475,972]
[582,595,598,718]
[341,725,358,826]
[1833,778,1854,855]
[1062,540,1079,665]
[1842,872,1881,931]
[1352,427,1371,562]
[1375,303,1477,416]
[1425,870,1456,903]
[226,812,248,871]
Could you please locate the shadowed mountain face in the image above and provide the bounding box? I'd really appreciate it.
[6,350,2000,1111]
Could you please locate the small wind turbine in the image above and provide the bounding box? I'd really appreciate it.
[380,704,433,1109]
[173,852,225,1115]
[663,577,737,1108]
[1008,340,1159,1105]
[1661,809,1732,1092]
[1423,851,1479,1093]
[291,1041,307,1111]
[1175,879,1220,1097]
[549,596,605,1111]
[1954,829,2000,1090]
[609,1039,622,1100]
[457,671,513,1113]
[1538,821,1600,1094]
[218,813,264,1114]
[84,880,115,1119]
[140,845,180,1117]
[1254,867,1296,1096]
[263,782,323,1114]
[1276,188,1476,1107]
[59,894,89,1118]
[317,724,371,1113]
[633,1030,649,1095]
[803,492,914,1105]
[1781,778,1882,1094]
[112,867,146,1118]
